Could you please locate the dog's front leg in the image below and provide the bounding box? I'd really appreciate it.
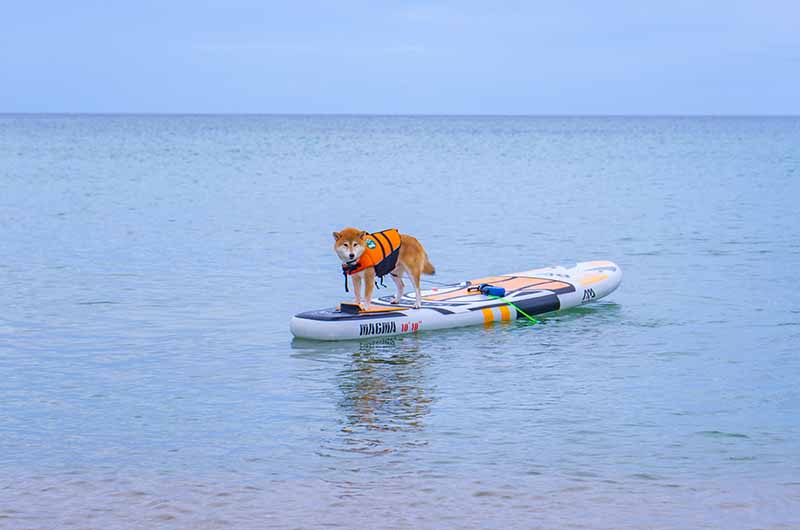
[362,268,375,310]
[351,273,363,307]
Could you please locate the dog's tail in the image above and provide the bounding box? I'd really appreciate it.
[423,256,436,275]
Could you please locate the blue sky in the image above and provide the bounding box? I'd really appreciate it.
[2,1,799,114]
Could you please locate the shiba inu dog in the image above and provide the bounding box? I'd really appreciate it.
[333,227,435,310]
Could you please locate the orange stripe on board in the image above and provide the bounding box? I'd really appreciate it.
[531,281,572,291]
[499,305,511,321]
[473,276,512,284]
[580,273,608,286]
[423,280,510,301]
[494,277,554,290]
[356,306,410,313]
[423,287,473,301]
[481,308,494,323]
[423,276,557,302]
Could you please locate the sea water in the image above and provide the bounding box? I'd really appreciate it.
[1,115,798,529]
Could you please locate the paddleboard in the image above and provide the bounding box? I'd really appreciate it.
[290,260,622,341]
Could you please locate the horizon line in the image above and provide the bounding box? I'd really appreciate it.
[1,112,799,118]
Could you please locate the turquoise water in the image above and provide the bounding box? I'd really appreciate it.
[1,115,799,529]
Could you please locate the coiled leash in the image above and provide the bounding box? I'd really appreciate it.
[467,283,539,324]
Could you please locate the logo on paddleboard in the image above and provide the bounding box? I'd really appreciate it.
[359,321,396,336]
[366,239,376,249]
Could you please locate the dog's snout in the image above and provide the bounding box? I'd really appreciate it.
[349,253,355,259]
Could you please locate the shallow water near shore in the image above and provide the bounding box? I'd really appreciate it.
[1,115,799,529]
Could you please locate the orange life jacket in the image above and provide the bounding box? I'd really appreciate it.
[342,228,402,277]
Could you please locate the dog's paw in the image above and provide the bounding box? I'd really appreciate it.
[391,297,400,304]
[413,302,422,309]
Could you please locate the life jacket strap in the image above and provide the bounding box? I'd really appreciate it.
[342,258,360,273]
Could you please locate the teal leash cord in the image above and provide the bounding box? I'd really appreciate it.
[487,295,539,324]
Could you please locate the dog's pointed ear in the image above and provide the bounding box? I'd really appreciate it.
[332,231,341,240]
[358,231,367,239]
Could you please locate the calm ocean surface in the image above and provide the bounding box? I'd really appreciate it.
[1,115,799,529]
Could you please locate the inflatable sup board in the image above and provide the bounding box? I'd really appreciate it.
[290,260,621,341]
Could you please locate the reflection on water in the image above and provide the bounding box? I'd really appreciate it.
[338,338,431,447]
[292,336,433,458]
